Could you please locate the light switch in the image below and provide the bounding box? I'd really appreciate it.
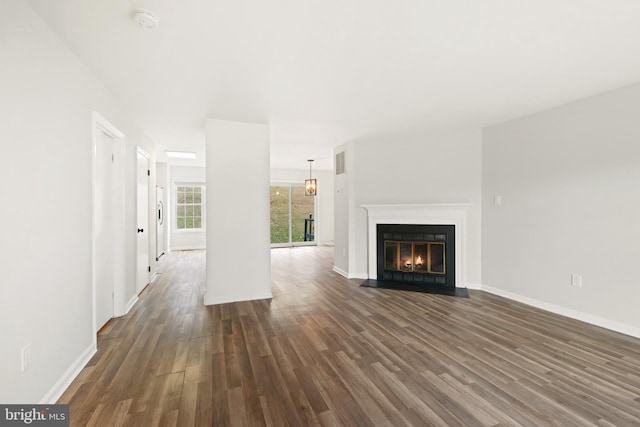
[571,274,582,288]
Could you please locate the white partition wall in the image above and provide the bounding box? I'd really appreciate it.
[205,119,272,305]
[0,1,157,403]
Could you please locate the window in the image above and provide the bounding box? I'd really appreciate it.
[176,184,205,230]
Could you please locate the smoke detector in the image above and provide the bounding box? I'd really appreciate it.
[133,9,159,30]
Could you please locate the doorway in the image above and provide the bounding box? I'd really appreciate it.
[95,130,115,330]
[92,112,126,340]
[156,186,165,260]
[270,184,316,247]
[137,147,151,293]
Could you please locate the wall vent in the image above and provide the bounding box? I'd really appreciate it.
[335,151,345,175]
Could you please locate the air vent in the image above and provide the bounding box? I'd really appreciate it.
[335,151,345,175]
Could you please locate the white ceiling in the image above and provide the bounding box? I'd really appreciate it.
[27,0,640,170]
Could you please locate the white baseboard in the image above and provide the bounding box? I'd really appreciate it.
[332,266,368,280]
[333,266,348,278]
[465,282,483,290]
[481,284,640,339]
[124,295,138,315]
[204,292,273,306]
[171,246,206,251]
[40,343,96,404]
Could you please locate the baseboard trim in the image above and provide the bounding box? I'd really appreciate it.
[333,266,348,278]
[465,282,483,290]
[481,284,640,339]
[171,246,206,251]
[40,343,96,404]
[332,266,368,280]
[124,295,138,315]
[204,292,273,306]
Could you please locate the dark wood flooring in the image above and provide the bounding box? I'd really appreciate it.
[59,247,640,426]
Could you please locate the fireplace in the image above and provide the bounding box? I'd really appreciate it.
[377,224,455,288]
[362,204,470,289]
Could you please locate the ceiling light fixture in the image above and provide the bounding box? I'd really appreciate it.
[133,9,160,31]
[305,159,317,196]
[165,151,196,159]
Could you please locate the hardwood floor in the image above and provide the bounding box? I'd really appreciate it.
[59,247,640,426]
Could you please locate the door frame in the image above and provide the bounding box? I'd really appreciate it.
[136,146,151,293]
[92,112,126,346]
[156,186,165,260]
[270,182,318,248]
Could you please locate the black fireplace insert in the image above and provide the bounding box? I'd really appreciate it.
[376,224,455,288]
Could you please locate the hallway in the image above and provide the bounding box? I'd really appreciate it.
[59,248,640,426]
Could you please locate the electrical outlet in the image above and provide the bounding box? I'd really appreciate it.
[21,344,32,372]
[571,274,582,288]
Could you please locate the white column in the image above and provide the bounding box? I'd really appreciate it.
[205,119,272,305]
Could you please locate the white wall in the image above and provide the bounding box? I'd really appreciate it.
[333,142,356,277]
[169,165,206,250]
[336,129,482,283]
[0,0,156,403]
[205,119,272,305]
[270,168,334,246]
[482,83,640,335]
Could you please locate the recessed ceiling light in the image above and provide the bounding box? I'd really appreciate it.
[165,151,196,159]
[133,9,160,31]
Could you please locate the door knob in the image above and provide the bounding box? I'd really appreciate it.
[138,228,144,233]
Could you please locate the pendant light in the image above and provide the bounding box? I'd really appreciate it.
[305,159,317,196]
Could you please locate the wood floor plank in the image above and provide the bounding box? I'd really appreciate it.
[175,379,197,427]
[59,247,640,426]
[225,387,248,427]
[293,366,329,414]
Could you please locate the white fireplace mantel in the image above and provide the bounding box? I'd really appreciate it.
[361,204,470,288]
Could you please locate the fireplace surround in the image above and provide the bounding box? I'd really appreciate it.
[362,204,470,289]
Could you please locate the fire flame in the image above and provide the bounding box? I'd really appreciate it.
[415,255,424,265]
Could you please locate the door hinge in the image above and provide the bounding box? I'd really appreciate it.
[112,154,114,162]
[147,170,150,176]
[148,266,151,272]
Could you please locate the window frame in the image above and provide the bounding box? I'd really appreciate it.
[173,182,206,233]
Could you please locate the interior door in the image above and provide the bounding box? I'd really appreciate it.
[95,130,114,330]
[136,148,150,293]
